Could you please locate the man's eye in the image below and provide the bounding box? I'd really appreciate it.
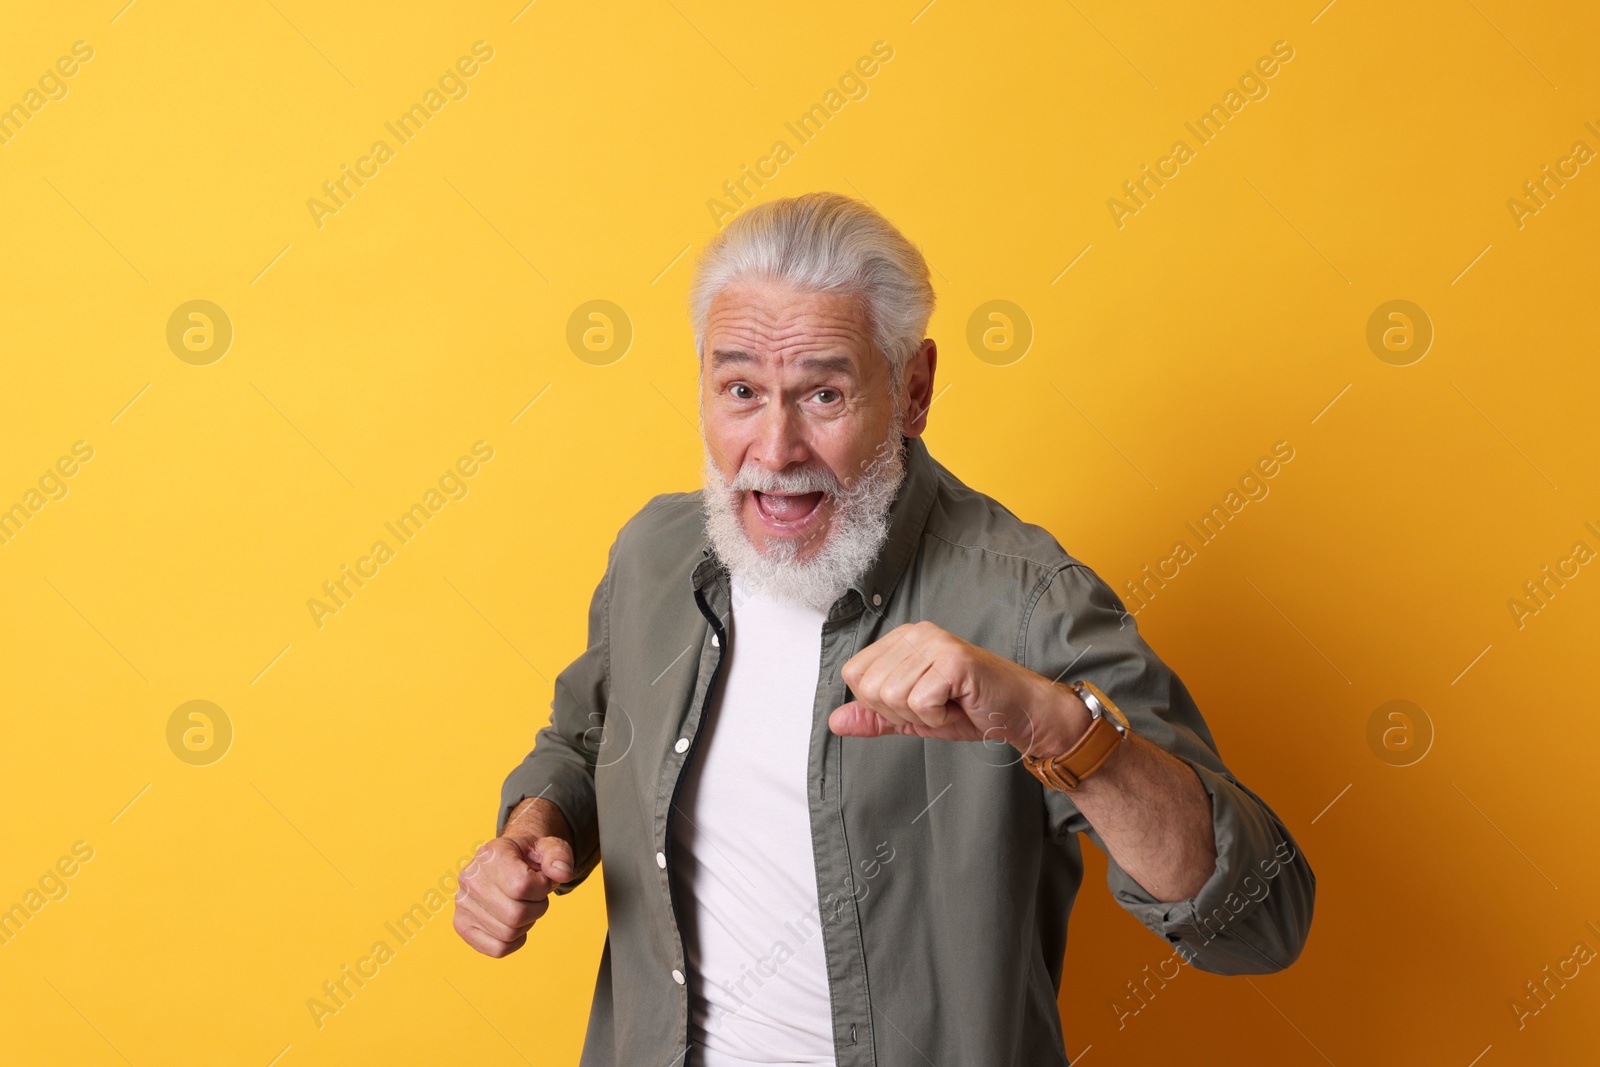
[730,384,755,400]
[813,389,839,404]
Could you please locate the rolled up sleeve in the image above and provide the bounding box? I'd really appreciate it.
[1026,562,1316,974]
[496,537,616,895]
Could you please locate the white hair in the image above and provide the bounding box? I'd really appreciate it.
[688,191,937,384]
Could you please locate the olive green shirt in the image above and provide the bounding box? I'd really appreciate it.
[498,435,1315,1066]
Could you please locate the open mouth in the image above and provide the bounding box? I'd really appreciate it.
[751,490,826,531]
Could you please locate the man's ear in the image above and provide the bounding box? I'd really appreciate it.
[902,338,937,437]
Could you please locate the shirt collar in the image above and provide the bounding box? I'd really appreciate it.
[692,435,940,621]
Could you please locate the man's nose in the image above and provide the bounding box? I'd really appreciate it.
[753,402,810,470]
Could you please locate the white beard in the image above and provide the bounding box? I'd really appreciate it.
[701,421,907,614]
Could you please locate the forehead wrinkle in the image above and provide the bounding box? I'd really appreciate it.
[703,284,885,387]
[708,313,870,365]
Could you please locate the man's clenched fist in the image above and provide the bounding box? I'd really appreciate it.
[454,797,576,958]
[828,620,1090,757]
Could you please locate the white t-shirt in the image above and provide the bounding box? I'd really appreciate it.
[670,574,837,1066]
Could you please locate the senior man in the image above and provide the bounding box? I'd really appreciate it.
[455,192,1315,1066]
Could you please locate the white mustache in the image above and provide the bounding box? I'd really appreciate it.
[729,465,838,496]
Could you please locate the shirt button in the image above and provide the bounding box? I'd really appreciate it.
[671,969,685,985]
[872,593,883,606]
[656,851,667,869]
[711,633,720,647]
[675,737,689,753]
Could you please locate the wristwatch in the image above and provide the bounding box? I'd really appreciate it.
[1021,680,1130,791]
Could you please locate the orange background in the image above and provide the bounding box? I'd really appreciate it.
[1,1,1596,1063]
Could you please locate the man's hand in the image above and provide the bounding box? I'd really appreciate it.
[828,621,1089,757]
[832,621,1221,902]
[454,797,576,958]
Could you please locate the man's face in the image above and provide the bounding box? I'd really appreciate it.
[699,279,908,562]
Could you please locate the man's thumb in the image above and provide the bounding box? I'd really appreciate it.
[531,836,575,883]
[828,701,895,737]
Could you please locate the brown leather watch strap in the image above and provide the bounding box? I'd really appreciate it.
[1022,688,1127,791]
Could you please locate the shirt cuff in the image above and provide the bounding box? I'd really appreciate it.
[1100,759,1311,974]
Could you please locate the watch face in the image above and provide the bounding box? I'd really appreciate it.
[1078,681,1130,735]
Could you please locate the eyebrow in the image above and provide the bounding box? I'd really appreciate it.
[710,349,858,377]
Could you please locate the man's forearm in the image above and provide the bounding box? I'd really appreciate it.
[505,796,574,843]
[1026,683,1217,902]
[1069,732,1217,901]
